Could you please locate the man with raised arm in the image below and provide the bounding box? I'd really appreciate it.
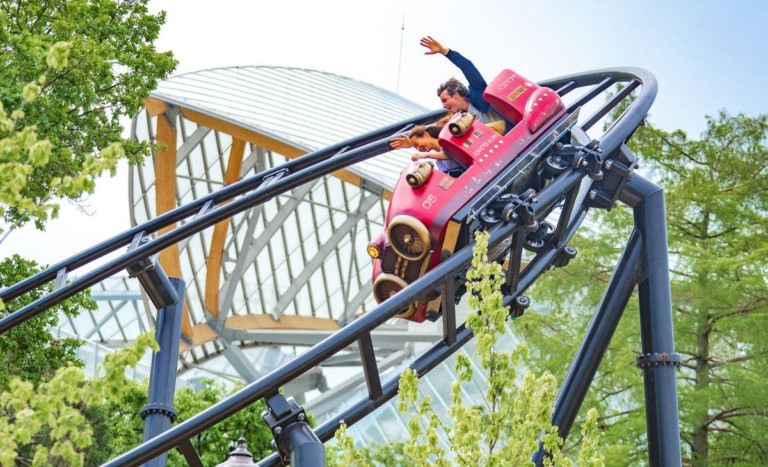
[389,37,508,175]
[420,36,506,125]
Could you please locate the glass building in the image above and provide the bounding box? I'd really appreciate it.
[47,63,654,459]
[58,66,458,411]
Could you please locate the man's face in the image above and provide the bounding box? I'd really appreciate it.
[439,90,469,114]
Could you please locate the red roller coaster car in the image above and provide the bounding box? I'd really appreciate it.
[368,68,575,322]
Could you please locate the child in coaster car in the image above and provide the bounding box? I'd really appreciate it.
[390,114,505,178]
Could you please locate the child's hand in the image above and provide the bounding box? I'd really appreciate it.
[390,134,412,149]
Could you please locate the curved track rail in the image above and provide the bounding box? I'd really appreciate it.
[0,67,681,466]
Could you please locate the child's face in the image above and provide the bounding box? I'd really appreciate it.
[412,135,433,152]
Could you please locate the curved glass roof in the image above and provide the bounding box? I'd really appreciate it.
[113,66,444,393]
[148,66,429,191]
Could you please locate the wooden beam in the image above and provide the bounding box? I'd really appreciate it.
[176,316,339,354]
[177,323,218,353]
[179,107,305,159]
[155,117,177,239]
[144,97,168,117]
[154,115,194,338]
[330,168,361,187]
[204,138,246,318]
[225,314,339,331]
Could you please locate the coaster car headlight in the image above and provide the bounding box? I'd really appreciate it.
[448,112,475,137]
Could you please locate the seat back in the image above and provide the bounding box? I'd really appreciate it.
[483,69,538,124]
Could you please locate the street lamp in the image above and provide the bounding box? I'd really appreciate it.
[216,436,255,466]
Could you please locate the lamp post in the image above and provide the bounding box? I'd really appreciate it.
[216,436,256,466]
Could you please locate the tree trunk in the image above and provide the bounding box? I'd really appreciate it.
[691,308,711,466]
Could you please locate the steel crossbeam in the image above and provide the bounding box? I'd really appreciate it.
[0,68,682,467]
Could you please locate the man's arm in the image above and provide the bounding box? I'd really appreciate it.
[420,36,491,112]
[444,50,492,113]
[444,50,486,93]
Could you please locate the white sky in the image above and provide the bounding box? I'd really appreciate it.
[3,0,767,266]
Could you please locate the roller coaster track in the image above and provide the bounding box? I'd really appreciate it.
[0,67,683,466]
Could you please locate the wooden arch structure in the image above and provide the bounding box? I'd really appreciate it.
[130,67,440,388]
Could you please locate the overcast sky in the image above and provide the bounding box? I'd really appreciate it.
[3,0,767,266]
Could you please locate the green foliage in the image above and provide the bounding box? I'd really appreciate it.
[0,254,94,390]
[329,231,604,466]
[329,424,411,466]
[577,409,604,467]
[0,1,179,462]
[0,254,270,465]
[634,112,768,465]
[99,378,274,466]
[91,379,148,463]
[170,381,274,465]
[518,111,768,465]
[0,0,176,230]
[0,332,158,466]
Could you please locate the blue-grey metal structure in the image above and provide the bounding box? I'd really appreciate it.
[140,278,186,467]
[0,67,682,467]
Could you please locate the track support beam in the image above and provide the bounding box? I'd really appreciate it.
[626,175,682,467]
[140,278,190,466]
[534,174,682,466]
[532,229,642,465]
[263,394,325,466]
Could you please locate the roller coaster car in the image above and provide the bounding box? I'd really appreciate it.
[368,69,580,323]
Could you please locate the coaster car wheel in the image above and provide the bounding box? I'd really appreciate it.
[544,155,569,175]
[523,221,554,252]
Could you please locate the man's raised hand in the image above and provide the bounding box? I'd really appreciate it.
[419,36,448,55]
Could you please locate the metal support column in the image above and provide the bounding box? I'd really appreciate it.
[262,394,325,466]
[280,422,326,466]
[628,175,682,467]
[533,229,642,465]
[141,278,186,467]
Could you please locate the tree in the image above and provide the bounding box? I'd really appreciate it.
[1,323,275,467]
[633,112,768,464]
[99,379,275,466]
[518,112,768,465]
[0,255,272,464]
[329,231,604,466]
[0,254,122,465]
[0,254,94,390]
[0,332,159,466]
[0,0,176,230]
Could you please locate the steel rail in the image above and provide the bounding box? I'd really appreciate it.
[103,164,591,467]
[0,110,444,303]
[0,67,660,466]
[0,114,447,334]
